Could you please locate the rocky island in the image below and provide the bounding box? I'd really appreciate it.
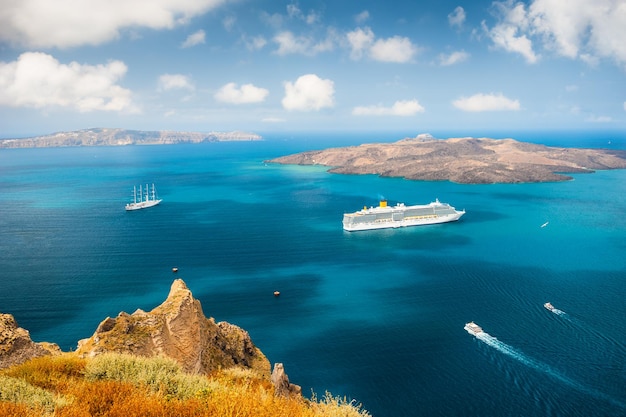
[268,134,626,184]
[0,128,262,148]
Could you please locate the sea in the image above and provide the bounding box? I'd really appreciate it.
[1,130,625,417]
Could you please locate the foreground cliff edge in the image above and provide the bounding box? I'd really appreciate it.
[1,280,371,416]
[268,135,626,184]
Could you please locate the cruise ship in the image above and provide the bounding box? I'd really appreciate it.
[342,199,465,231]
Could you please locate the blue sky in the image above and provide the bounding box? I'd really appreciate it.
[0,0,625,137]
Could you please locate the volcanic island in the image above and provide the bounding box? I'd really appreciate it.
[267,134,626,184]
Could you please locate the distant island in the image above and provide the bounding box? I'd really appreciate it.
[268,134,626,184]
[0,128,262,148]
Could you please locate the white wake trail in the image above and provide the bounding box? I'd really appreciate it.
[473,331,626,410]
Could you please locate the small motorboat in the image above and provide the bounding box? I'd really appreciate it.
[544,302,556,312]
[273,291,280,297]
[464,321,484,336]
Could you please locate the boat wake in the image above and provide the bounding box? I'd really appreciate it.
[472,331,626,410]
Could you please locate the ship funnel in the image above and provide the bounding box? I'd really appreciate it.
[379,200,387,208]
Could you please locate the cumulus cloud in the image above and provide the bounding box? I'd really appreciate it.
[0,0,226,48]
[452,93,520,112]
[352,100,425,116]
[346,27,375,60]
[273,30,335,56]
[214,82,269,104]
[485,0,626,67]
[448,6,466,28]
[438,50,470,66]
[0,52,136,112]
[158,74,194,91]
[347,27,418,63]
[181,30,206,48]
[282,74,334,111]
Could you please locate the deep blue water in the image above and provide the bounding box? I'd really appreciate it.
[1,131,625,416]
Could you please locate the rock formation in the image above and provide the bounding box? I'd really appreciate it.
[0,314,61,369]
[268,136,626,184]
[271,362,302,397]
[76,279,271,377]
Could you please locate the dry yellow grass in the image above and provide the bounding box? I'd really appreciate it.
[0,353,371,417]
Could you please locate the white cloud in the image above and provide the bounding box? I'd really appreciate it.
[438,50,470,66]
[181,30,205,48]
[448,6,466,28]
[352,100,425,116]
[355,10,370,24]
[214,82,269,104]
[282,74,334,111]
[0,0,226,48]
[158,74,194,91]
[347,27,417,63]
[273,30,335,56]
[453,93,520,112]
[244,35,267,51]
[286,4,320,25]
[370,36,417,63]
[346,27,375,60]
[0,52,137,112]
[485,2,539,64]
[485,0,626,67]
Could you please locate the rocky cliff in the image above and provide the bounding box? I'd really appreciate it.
[0,314,61,369]
[268,135,626,184]
[76,279,271,377]
[0,128,262,148]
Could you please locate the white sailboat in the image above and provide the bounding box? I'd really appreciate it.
[125,183,162,211]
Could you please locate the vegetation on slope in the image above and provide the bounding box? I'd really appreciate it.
[0,353,371,417]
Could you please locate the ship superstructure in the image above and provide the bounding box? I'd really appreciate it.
[342,199,464,231]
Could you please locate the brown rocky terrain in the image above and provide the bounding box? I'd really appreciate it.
[0,128,262,148]
[0,314,61,369]
[268,135,626,184]
[76,279,271,377]
[1,280,271,377]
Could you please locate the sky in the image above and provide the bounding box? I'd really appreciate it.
[0,0,625,137]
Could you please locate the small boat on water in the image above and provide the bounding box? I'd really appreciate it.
[541,221,549,228]
[125,183,162,211]
[544,302,556,312]
[464,321,484,336]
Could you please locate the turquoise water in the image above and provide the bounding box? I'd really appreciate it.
[1,133,625,416]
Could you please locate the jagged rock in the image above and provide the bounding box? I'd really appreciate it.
[271,362,302,397]
[76,279,270,377]
[0,314,61,369]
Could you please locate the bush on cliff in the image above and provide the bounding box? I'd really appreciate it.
[0,353,371,417]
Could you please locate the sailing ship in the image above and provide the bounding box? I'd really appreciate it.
[125,183,162,211]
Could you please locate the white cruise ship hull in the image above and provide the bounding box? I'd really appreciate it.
[342,199,464,232]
